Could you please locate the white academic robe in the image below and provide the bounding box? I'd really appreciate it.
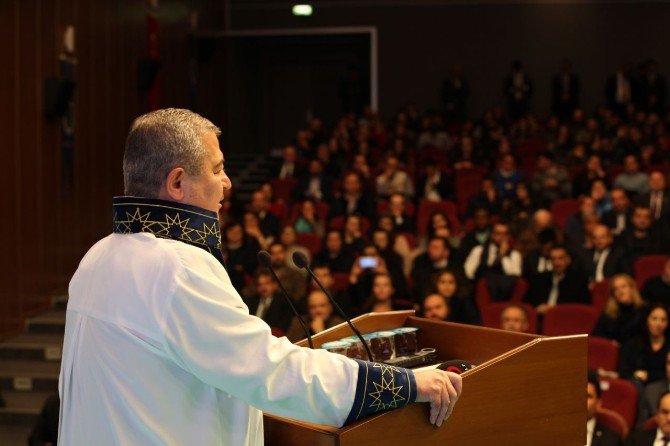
[58,232,360,445]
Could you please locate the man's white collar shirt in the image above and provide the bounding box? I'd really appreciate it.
[586,417,595,446]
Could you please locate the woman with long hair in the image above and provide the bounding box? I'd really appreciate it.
[592,274,645,344]
[618,304,669,387]
[428,268,479,325]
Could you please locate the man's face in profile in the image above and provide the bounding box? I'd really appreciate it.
[182,132,230,213]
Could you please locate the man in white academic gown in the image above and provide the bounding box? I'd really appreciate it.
[57,109,462,446]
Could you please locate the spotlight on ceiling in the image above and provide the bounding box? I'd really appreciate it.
[292,4,313,16]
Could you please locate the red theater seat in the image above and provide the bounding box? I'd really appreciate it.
[591,280,611,314]
[549,199,581,231]
[599,377,639,429]
[543,304,599,336]
[596,408,628,439]
[475,277,528,311]
[295,233,323,257]
[588,336,619,372]
[634,255,669,289]
[270,178,298,202]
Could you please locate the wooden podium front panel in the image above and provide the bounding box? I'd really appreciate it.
[337,335,587,446]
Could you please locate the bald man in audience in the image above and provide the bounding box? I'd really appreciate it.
[626,391,670,446]
[500,305,530,333]
[286,290,345,342]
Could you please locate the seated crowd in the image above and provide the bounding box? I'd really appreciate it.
[217,69,670,443]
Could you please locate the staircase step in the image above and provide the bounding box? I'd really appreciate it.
[52,295,68,311]
[26,310,66,334]
[0,360,60,392]
[0,333,63,361]
[0,390,54,425]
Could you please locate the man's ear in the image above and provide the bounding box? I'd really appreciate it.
[160,167,187,202]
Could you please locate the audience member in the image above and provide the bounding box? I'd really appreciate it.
[525,245,589,314]
[293,199,325,237]
[329,171,374,219]
[504,60,533,119]
[411,236,457,299]
[249,190,281,238]
[274,145,303,179]
[592,274,645,344]
[375,153,414,198]
[642,259,670,307]
[523,228,556,279]
[464,222,522,301]
[579,224,630,284]
[614,155,649,197]
[286,290,345,343]
[493,154,525,201]
[279,225,311,274]
[531,152,572,207]
[268,242,307,304]
[626,391,670,445]
[222,221,259,291]
[552,59,581,121]
[416,159,454,202]
[619,304,670,388]
[637,171,669,220]
[500,305,530,333]
[586,371,622,446]
[442,64,470,121]
[459,208,492,261]
[573,154,609,198]
[429,268,479,325]
[602,188,632,236]
[619,206,659,259]
[465,178,503,218]
[422,293,450,321]
[605,63,635,117]
[294,158,333,201]
[638,351,670,427]
[243,211,274,250]
[387,193,417,233]
[243,270,293,333]
[316,228,354,272]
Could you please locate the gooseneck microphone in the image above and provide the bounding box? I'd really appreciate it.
[292,251,373,361]
[257,251,314,349]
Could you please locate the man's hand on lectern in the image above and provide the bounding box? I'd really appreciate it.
[414,370,463,427]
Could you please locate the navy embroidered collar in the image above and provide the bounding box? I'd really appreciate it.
[112,196,225,268]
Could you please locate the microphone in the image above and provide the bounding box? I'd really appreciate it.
[292,251,373,361]
[257,251,314,349]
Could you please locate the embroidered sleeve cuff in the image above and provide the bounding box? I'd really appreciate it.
[344,359,417,425]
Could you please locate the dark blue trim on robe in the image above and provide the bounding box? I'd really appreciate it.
[344,359,417,425]
[112,196,226,269]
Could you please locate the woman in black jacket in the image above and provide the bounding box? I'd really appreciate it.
[592,274,645,345]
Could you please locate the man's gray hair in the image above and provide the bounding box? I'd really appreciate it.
[123,108,221,197]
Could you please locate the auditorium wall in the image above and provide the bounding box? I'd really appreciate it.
[0,0,224,337]
[229,1,670,120]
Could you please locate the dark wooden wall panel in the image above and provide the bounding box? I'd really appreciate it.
[0,0,223,337]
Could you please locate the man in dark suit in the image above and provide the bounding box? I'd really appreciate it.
[504,60,533,119]
[579,224,630,284]
[411,236,458,300]
[249,190,281,238]
[293,158,333,202]
[637,171,669,221]
[313,230,356,274]
[605,63,637,118]
[625,391,670,445]
[642,259,670,307]
[587,371,622,446]
[552,59,580,121]
[618,206,661,260]
[273,145,304,179]
[639,59,667,114]
[416,159,455,202]
[243,270,293,333]
[525,245,589,314]
[602,188,632,236]
[638,351,670,427]
[328,171,374,220]
[387,193,416,233]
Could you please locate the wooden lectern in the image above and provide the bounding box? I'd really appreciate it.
[263,310,587,446]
